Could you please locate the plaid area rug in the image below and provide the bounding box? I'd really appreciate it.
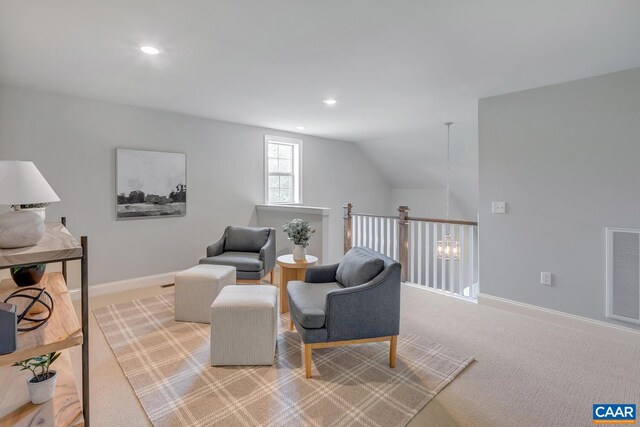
[94,293,473,427]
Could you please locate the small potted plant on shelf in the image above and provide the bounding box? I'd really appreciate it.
[283,218,315,261]
[13,352,61,404]
[8,264,46,287]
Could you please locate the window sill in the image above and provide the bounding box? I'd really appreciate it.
[255,204,331,217]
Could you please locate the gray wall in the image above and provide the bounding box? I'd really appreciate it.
[0,85,391,286]
[478,68,640,330]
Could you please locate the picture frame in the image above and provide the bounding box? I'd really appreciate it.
[116,148,187,220]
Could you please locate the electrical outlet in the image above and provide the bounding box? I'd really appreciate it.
[541,272,552,286]
[492,202,506,214]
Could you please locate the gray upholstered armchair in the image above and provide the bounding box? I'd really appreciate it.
[287,246,401,378]
[200,226,276,284]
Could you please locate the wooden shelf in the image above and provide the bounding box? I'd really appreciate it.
[0,350,83,427]
[0,219,88,426]
[0,273,82,366]
[0,223,83,269]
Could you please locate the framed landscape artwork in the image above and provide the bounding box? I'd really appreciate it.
[116,149,187,219]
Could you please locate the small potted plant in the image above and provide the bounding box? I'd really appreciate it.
[13,352,61,404]
[9,264,46,287]
[283,218,315,261]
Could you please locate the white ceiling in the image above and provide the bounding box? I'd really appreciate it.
[1,0,639,189]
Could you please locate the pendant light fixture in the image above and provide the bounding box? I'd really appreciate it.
[437,122,460,261]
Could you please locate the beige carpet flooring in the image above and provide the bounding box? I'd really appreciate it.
[94,293,472,427]
[71,284,640,427]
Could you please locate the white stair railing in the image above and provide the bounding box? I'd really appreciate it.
[344,203,478,301]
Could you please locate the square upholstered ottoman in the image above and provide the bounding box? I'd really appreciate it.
[210,285,278,366]
[174,264,236,323]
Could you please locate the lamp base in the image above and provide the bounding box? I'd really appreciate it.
[0,210,45,249]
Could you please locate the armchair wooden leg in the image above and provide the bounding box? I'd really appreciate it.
[304,345,312,378]
[389,335,398,368]
[270,270,274,284]
[289,316,294,331]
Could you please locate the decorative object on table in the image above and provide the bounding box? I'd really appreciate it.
[13,352,61,404]
[0,161,60,249]
[277,254,318,314]
[4,286,54,331]
[9,264,46,287]
[116,148,186,219]
[437,122,461,261]
[200,226,276,284]
[0,302,17,354]
[282,218,315,261]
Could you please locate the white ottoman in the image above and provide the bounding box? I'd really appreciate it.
[174,265,236,323]
[210,285,278,366]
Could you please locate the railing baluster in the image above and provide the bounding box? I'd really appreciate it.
[372,216,376,250]
[353,216,357,247]
[352,216,357,247]
[408,221,414,283]
[425,221,430,288]
[384,218,388,256]
[469,227,477,299]
[393,219,399,261]
[432,222,437,290]
[441,223,446,291]
[450,224,456,293]
[459,224,465,297]
[376,216,381,252]
[412,221,422,285]
[364,216,369,248]
[370,216,375,249]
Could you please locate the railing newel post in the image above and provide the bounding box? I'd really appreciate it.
[343,203,353,254]
[397,206,410,282]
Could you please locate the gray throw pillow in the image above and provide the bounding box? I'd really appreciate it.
[224,227,270,252]
[336,249,385,288]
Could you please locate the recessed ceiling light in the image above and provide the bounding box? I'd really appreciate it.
[295,126,305,130]
[140,45,160,55]
[323,98,337,105]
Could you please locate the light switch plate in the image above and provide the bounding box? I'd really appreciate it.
[492,202,506,214]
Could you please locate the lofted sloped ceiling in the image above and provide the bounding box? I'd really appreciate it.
[1,0,639,191]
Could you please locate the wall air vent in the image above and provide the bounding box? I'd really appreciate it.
[606,228,640,324]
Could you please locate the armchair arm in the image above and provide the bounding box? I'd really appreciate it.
[324,263,401,342]
[206,237,225,257]
[259,229,276,273]
[305,263,339,283]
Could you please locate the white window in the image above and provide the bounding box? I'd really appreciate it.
[264,135,302,204]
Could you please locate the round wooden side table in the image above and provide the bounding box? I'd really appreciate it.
[277,254,318,314]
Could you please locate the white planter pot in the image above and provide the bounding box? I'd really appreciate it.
[292,245,306,261]
[27,371,57,404]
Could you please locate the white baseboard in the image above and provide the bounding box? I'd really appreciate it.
[403,282,478,303]
[478,293,640,346]
[68,271,177,301]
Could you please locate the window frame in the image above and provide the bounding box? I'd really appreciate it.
[264,135,303,205]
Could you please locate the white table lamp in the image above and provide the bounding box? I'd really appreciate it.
[0,161,60,248]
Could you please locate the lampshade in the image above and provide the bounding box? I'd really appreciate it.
[0,161,60,206]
